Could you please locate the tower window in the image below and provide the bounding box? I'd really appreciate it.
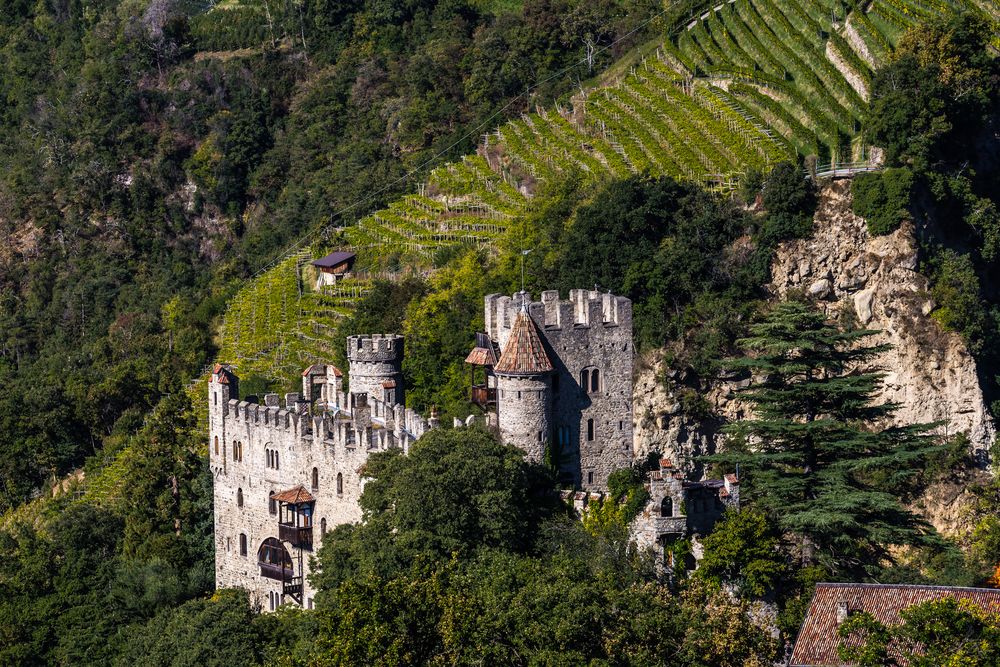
[337,472,344,496]
[619,420,623,430]
[312,467,319,491]
[661,497,673,517]
[269,492,277,515]
[237,488,244,508]
[591,369,600,393]
[321,518,327,535]
[239,533,247,557]
[587,471,594,485]
[214,436,219,455]
[214,392,217,405]
[587,418,594,441]
[580,368,590,390]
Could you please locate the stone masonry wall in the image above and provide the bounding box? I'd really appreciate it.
[486,290,633,490]
[496,374,551,462]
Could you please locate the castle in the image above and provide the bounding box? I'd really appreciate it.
[210,288,734,609]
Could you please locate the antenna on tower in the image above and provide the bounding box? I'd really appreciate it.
[520,248,533,297]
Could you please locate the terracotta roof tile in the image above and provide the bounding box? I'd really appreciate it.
[271,485,316,504]
[465,332,499,366]
[494,311,552,375]
[790,583,1000,666]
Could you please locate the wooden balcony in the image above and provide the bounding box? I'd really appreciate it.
[283,575,304,600]
[279,523,313,550]
[470,384,496,406]
[259,562,294,582]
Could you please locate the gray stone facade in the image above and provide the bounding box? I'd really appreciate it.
[485,290,634,490]
[209,339,432,611]
[346,334,404,405]
[496,374,552,462]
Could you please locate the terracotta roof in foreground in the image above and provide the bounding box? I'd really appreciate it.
[271,485,316,504]
[790,583,1000,666]
[494,311,552,375]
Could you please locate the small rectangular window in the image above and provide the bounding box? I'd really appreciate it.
[588,471,594,485]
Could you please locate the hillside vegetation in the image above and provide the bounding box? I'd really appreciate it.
[217,0,994,387]
[3,1,1000,665]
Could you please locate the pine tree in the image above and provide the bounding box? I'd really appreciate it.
[711,300,942,573]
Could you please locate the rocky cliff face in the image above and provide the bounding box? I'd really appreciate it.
[632,179,995,525]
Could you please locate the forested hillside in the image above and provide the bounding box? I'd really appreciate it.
[3,0,1000,664]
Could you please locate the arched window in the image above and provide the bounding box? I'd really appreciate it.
[239,533,247,556]
[661,497,673,517]
[237,442,243,462]
[336,473,344,495]
[237,488,244,508]
[311,467,319,491]
[580,368,590,390]
[320,518,327,535]
[274,451,279,469]
[590,369,600,393]
[258,538,293,579]
[232,440,238,460]
[214,436,219,455]
[586,418,594,441]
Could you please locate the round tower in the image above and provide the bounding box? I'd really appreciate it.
[346,334,404,405]
[494,310,553,462]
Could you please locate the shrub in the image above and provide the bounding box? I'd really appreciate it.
[852,168,914,235]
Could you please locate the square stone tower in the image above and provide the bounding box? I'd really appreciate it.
[481,290,633,491]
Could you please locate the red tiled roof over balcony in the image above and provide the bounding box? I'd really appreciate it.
[494,311,552,375]
[271,485,316,504]
[790,583,1000,666]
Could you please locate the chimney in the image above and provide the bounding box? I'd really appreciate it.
[836,601,850,624]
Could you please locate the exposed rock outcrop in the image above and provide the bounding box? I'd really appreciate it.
[771,179,994,457]
[632,179,995,514]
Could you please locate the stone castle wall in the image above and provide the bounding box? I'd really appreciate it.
[496,374,551,462]
[486,290,634,490]
[346,334,404,405]
[210,334,432,610]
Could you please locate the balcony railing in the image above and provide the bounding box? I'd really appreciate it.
[470,385,496,406]
[259,562,294,582]
[283,575,304,599]
[279,523,313,550]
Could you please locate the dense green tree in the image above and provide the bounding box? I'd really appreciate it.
[114,589,265,667]
[709,300,942,573]
[866,14,999,169]
[694,508,786,598]
[757,161,817,246]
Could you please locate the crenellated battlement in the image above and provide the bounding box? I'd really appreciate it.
[346,334,404,362]
[484,290,632,344]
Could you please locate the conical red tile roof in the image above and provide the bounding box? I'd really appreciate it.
[495,310,552,375]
